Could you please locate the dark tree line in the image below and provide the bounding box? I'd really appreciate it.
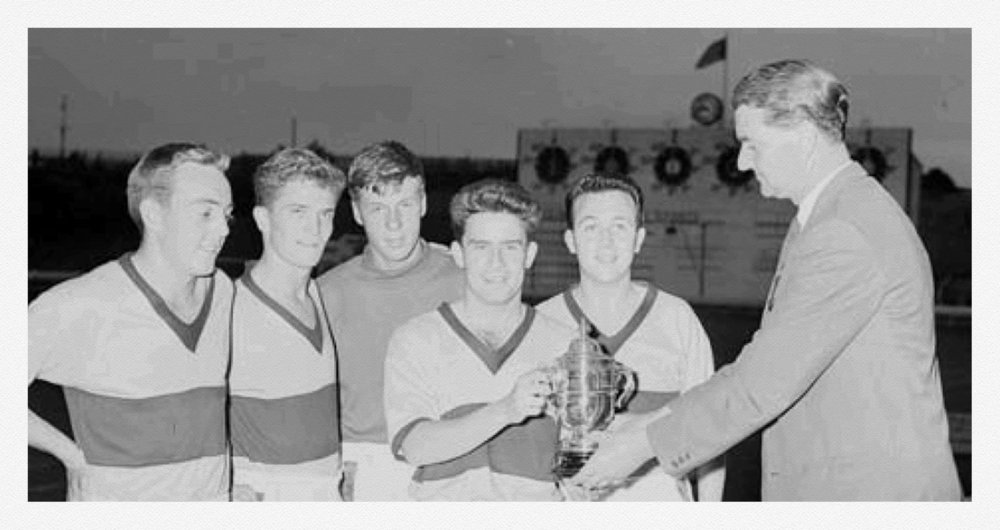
[28,144,516,273]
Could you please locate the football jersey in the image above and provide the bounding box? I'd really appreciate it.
[536,283,716,501]
[29,254,232,501]
[229,274,342,501]
[384,303,573,501]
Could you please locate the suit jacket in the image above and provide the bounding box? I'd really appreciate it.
[646,162,961,500]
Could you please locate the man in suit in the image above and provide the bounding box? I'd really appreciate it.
[573,59,961,501]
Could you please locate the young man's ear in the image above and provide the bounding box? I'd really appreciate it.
[350,200,365,227]
[633,226,647,254]
[450,240,465,269]
[419,189,428,218]
[138,197,164,235]
[524,240,539,269]
[252,205,270,236]
[562,229,578,256]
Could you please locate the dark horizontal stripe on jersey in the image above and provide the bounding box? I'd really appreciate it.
[412,403,489,482]
[231,383,341,465]
[392,417,433,462]
[623,390,680,413]
[64,386,226,467]
[392,404,485,462]
[411,403,557,483]
[486,414,558,482]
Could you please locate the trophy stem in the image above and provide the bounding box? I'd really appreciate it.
[554,449,594,479]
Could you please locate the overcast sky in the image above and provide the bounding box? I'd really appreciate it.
[28,28,970,186]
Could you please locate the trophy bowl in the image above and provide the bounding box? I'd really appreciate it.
[547,320,636,479]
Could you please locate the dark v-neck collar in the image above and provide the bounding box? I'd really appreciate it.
[241,273,324,354]
[437,302,535,374]
[562,283,657,356]
[118,253,214,353]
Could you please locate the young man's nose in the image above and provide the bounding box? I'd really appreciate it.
[486,246,508,268]
[305,214,322,236]
[597,226,614,244]
[385,207,403,230]
[216,214,230,238]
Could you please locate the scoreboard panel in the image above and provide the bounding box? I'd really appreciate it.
[517,126,916,305]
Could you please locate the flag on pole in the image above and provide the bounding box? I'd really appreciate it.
[696,37,727,69]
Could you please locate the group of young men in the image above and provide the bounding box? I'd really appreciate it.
[29,135,719,502]
[29,58,959,502]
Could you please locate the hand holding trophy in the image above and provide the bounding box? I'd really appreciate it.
[544,318,636,500]
[500,368,554,424]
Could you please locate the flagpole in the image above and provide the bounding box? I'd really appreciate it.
[721,30,729,125]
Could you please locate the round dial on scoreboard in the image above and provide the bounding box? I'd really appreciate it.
[715,146,755,187]
[534,146,572,184]
[654,146,692,187]
[594,146,631,175]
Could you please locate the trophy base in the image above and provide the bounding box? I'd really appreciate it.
[554,450,594,479]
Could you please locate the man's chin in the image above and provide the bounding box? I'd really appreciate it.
[584,267,629,284]
[380,242,418,261]
[475,288,518,306]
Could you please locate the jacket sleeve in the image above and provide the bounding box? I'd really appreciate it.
[646,219,885,477]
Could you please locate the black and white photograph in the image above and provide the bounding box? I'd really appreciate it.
[8,1,992,528]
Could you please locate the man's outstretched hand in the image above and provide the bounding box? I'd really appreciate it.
[570,411,662,492]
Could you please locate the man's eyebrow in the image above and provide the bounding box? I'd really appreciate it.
[466,238,523,244]
[189,198,226,206]
[578,214,632,221]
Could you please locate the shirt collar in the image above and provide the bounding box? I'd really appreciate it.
[796,160,852,228]
[360,238,428,277]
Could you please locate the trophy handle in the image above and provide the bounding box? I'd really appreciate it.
[613,362,637,411]
[540,364,564,420]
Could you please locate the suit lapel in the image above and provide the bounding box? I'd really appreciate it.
[765,219,799,314]
[763,162,867,315]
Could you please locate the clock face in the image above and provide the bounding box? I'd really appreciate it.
[691,92,724,126]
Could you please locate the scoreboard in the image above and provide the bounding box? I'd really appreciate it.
[516,126,919,305]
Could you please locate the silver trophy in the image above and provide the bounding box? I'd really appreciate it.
[546,319,636,480]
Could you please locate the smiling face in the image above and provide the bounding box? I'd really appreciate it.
[452,211,537,307]
[565,190,645,284]
[735,105,812,201]
[254,179,338,271]
[151,161,233,278]
[351,176,426,270]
